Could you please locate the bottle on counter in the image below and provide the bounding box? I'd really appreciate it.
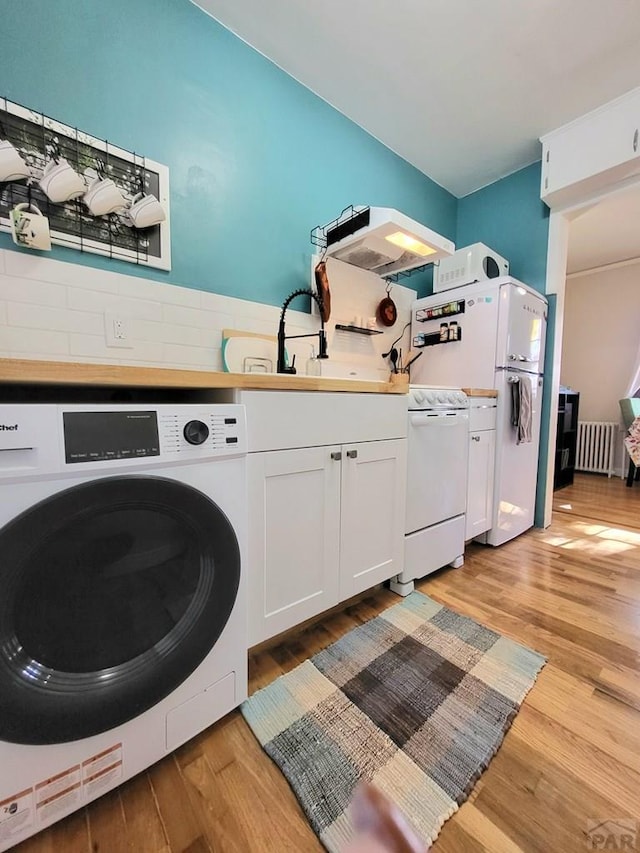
[306,345,321,376]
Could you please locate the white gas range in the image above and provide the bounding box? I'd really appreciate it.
[390,385,469,596]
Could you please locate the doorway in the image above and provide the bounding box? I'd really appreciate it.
[543,180,640,525]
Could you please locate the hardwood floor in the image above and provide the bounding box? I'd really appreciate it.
[15,474,640,852]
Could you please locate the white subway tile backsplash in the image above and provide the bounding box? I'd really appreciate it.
[4,252,119,293]
[119,277,201,308]
[200,291,246,315]
[0,275,67,307]
[7,303,104,335]
[134,319,197,346]
[160,304,220,329]
[2,326,69,355]
[67,288,163,321]
[162,343,219,368]
[68,333,165,363]
[0,251,414,376]
[68,334,127,360]
[201,310,235,332]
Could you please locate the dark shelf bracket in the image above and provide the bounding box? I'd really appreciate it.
[335,324,383,336]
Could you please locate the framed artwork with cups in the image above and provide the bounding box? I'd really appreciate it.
[0,98,171,270]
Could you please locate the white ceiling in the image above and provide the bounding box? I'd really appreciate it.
[190,0,640,272]
[191,0,640,198]
[567,184,640,275]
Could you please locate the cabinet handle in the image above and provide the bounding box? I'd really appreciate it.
[346,449,358,459]
[634,128,639,153]
[471,435,480,442]
[330,451,342,461]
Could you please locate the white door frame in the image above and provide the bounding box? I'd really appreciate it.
[542,177,640,526]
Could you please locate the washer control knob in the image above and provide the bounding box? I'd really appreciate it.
[183,420,210,445]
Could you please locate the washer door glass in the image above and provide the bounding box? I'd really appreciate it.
[0,476,240,745]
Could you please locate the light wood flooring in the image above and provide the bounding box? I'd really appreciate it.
[15,474,640,852]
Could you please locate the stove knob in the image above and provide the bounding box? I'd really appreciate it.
[425,392,436,406]
[183,419,210,445]
[448,393,458,404]
[412,389,425,405]
[437,393,446,403]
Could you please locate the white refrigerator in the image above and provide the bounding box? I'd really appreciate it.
[411,276,547,546]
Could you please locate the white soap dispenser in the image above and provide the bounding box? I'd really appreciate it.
[306,344,321,376]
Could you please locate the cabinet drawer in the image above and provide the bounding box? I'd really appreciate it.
[469,403,497,431]
[234,391,407,451]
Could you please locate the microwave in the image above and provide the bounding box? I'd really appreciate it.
[433,243,509,293]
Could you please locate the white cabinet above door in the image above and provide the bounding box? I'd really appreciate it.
[541,87,640,208]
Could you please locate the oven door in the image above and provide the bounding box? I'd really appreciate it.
[406,410,469,534]
[0,475,240,746]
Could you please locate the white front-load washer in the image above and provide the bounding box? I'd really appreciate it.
[0,403,247,852]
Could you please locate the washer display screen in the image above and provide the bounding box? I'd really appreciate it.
[63,411,160,463]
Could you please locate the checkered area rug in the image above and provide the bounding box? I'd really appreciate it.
[241,592,545,851]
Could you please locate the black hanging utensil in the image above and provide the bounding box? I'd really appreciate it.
[403,350,423,373]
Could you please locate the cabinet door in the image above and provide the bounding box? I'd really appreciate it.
[466,429,496,540]
[247,446,341,646]
[541,88,640,206]
[339,438,407,599]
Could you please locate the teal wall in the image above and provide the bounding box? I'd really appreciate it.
[0,0,456,307]
[456,162,552,527]
[456,162,549,294]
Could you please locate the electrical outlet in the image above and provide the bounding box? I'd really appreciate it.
[105,312,133,348]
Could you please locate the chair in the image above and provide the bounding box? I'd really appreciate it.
[619,397,640,487]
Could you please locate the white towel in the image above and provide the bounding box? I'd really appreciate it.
[511,376,533,444]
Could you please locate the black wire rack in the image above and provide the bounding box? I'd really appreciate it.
[0,97,168,269]
[310,205,369,253]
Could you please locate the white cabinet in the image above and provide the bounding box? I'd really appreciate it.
[339,438,407,600]
[248,438,406,645]
[230,391,408,647]
[247,445,341,646]
[465,399,496,541]
[541,87,640,208]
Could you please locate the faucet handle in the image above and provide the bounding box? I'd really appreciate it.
[318,329,329,359]
[282,354,297,374]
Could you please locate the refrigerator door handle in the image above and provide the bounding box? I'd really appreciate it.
[497,365,543,377]
[508,354,537,363]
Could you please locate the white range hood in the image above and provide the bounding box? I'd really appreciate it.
[323,207,455,277]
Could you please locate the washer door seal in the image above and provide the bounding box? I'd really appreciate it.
[0,475,240,745]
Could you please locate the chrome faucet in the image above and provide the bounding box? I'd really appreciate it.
[277,288,328,374]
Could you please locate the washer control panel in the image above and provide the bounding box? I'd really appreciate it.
[0,403,247,480]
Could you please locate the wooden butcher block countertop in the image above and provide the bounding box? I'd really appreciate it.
[0,359,409,394]
[462,388,498,397]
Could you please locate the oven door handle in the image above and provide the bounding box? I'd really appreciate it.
[409,412,469,427]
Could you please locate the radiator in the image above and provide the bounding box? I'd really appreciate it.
[576,421,618,477]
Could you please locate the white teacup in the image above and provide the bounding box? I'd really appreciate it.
[10,203,52,251]
[83,175,127,216]
[39,158,86,203]
[125,192,166,229]
[0,139,31,182]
